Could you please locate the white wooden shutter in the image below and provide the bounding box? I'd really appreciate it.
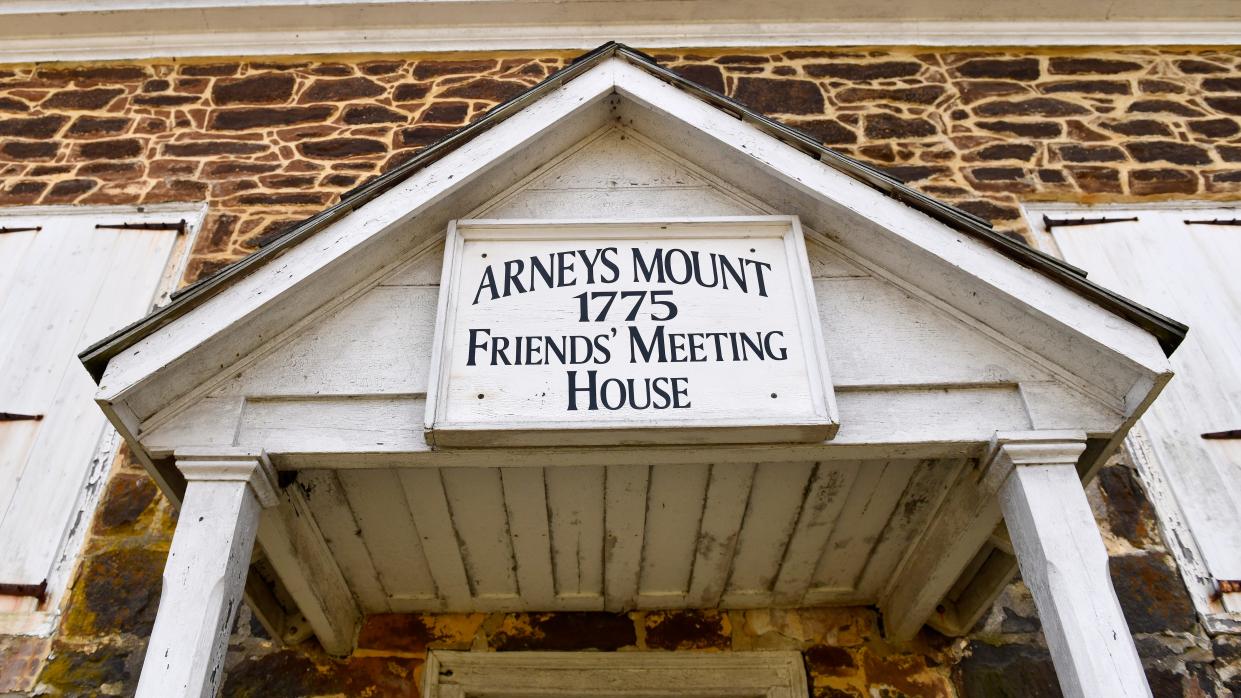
[1046,207,1241,611]
[0,211,181,590]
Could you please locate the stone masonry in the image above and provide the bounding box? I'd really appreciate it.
[2,46,1241,697]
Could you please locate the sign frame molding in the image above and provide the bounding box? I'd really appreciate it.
[424,215,839,447]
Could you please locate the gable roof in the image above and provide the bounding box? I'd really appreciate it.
[80,42,1186,381]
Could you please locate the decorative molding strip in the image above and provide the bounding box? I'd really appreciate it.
[1,4,1240,63]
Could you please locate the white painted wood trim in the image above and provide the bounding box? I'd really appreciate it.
[423,650,809,698]
[998,436,1151,698]
[137,450,278,698]
[1,1,1239,64]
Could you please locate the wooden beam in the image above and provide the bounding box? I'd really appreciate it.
[137,450,278,698]
[880,430,1085,640]
[256,477,361,656]
[998,439,1151,698]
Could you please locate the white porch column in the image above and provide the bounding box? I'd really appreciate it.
[993,432,1151,698]
[137,449,278,698]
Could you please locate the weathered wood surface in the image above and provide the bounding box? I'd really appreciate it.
[999,440,1151,698]
[300,459,918,613]
[137,451,278,698]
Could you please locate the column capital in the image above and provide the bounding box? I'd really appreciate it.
[977,430,1087,494]
[174,448,280,508]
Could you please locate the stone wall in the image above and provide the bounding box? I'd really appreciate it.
[2,46,1241,697]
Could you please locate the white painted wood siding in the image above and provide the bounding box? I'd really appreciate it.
[0,211,181,588]
[307,458,920,613]
[1041,206,1241,613]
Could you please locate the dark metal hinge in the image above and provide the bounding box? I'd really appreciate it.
[0,412,43,422]
[1043,214,1139,230]
[95,220,187,234]
[0,580,47,603]
[1202,429,1241,439]
[0,226,40,235]
[1184,218,1241,227]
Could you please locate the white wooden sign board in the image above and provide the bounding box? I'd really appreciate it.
[425,216,837,447]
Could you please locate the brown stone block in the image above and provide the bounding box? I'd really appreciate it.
[39,65,146,82]
[1129,99,1206,117]
[92,472,159,536]
[200,160,281,178]
[1176,58,1230,74]
[420,101,471,124]
[1189,117,1240,138]
[952,641,1060,697]
[1041,80,1131,95]
[310,63,354,77]
[836,85,946,105]
[321,172,359,188]
[884,165,950,182]
[133,93,200,107]
[955,58,1039,81]
[393,83,431,102]
[1124,140,1212,165]
[144,177,209,203]
[141,78,170,93]
[179,62,241,76]
[211,179,261,197]
[0,114,68,138]
[1067,165,1123,193]
[967,143,1037,161]
[1205,77,1241,93]
[976,120,1062,138]
[234,191,332,205]
[212,73,296,105]
[77,161,144,180]
[1049,57,1143,75]
[148,158,201,177]
[298,137,386,159]
[863,113,938,139]
[1129,168,1200,195]
[955,198,1022,221]
[1100,119,1173,137]
[643,609,731,650]
[975,97,1089,117]
[0,96,30,112]
[208,105,335,130]
[301,77,385,103]
[259,173,318,189]
[36,641,140,695]
[29,164,72,176]
[1206,95,1241,115]
[221,650,421,698]
[163,140,270,157]
[671,64,726,93]
[0,180,48,204]
[43,177,98,203]
[858,143,898,163]
[1206,169,1241,192]
[412,59,498,80]
[860,649,953,697]
[1110,552,1196,633]
[0,140,58,160]
[441,77,529,102]
[804,61,923,80]
[361,60,406,76]
[343,104,406,125]
[65,115,132,137]
[487,612,637,651]
[41,87,125,110]
[77,137,144,159]
[967,166,1035,192]
[717,54,770,65]
[804,646,859,678]
[357,613,484,654]
[957,80,1032,104]
[1056,144,1126,163]
[396,124,456,149]
[1138,79,1185,94]
[787,118,857,145]
[61,545,165,636]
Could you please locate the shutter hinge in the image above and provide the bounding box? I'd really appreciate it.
[0,412,43,422]
[1042,214,1139,230]
[0,581,47,603]
[1184,218,1241,226]
[0,226,40,235]
[95,220,187,235]
[1202,429,1241,439]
